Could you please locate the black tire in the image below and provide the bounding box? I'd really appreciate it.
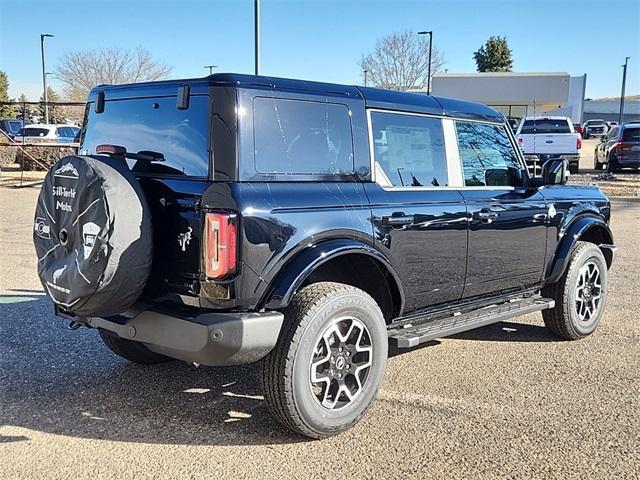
[99,329,172,365]
[542,242,608,340]
[263,282,388,439]
[569,163,579,174]
[607,153,619,173]
[34,155,152,317]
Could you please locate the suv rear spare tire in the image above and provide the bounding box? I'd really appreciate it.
[33,155,152,317]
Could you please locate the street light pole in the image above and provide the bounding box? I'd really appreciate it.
[418,30,433,95]
[618,57,630,125]
[204,65,218,75]
[40,33,54,124]
[364,69,368,87]
[254,0,260,75]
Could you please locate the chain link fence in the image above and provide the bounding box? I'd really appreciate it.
[0,100,85,187]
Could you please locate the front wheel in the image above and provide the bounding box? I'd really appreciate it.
[542,242,608,340]
[263,282,388,438]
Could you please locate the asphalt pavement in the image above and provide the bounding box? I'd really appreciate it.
[1,186,639,479]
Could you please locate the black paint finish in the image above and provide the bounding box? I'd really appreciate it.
[83,74,614,324]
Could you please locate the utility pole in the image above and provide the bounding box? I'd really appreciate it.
[40,33,54,124]
[618,57,630,125]
[364,69,368,87]
[254,0,260,75]
[204,65,218,75]
[418,30,433,94]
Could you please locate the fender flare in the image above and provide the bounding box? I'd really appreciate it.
[260,238,404,312]
[546,215,615,284]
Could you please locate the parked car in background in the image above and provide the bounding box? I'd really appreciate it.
[13,124,81,144]
[516,116,582,174]
[582,119,607,139]
[0,118,30,139]
[606,121,618,130]
[594,123,640,171]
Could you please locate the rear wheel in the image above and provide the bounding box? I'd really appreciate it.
[542,242,608,340]
[263,282,388,438]
[99,329,172,365]
[594,150,605,170]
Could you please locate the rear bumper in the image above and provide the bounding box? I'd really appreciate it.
[72,304,284,366]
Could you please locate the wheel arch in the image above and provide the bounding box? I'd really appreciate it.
[546,215,615,284]
[260,239,404,322]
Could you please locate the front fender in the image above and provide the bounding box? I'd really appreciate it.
[260,238,404,311]
[546,215,614,284]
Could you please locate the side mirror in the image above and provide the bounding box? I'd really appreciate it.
[541,158,569,186]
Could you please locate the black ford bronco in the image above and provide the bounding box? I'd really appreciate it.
[34,74,615,438]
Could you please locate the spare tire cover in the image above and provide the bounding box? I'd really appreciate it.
[33,155,152,317]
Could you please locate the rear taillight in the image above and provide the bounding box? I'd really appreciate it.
[517,137,523,145]
[577,136,582,150]
[614,142,631,154]
[204,212,237,279]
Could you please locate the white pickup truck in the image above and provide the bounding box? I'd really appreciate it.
[515,116,582,174]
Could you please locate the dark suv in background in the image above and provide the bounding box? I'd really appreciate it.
[594,123,640,171]
[34,74,615,438]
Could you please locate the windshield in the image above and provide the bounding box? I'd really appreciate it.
[81,95,209,177]
[520,119,572,134]
[586,120,605,126]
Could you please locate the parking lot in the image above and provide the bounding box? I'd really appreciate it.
[1,158,639,479]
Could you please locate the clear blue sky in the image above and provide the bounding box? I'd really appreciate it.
[1,0,638,100]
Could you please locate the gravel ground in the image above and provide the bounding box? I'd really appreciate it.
[1,187,639,480]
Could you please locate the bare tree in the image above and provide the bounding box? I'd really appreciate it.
[56,47,172,101]
[359,31,445,91]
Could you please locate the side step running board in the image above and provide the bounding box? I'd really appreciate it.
[388,297,555,348]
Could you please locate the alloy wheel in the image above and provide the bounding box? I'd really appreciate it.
[310,316,373,410]
[575,261,602,322]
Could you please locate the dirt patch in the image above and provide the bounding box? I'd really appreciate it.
[569,172,639,197]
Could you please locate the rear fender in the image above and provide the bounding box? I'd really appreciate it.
[261,238,404,312]
[546,215,614,284]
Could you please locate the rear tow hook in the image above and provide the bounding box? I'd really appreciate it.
[68,321,84,331]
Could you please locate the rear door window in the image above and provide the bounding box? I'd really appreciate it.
[456,121,523,187]
[253,97,354,176]
[369,111,448,187]
[81,96,209,177]
[622,128,640,142]
[520,119,572,134]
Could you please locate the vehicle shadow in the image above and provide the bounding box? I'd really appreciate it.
[0,293,303,446]
[450,320,561,343]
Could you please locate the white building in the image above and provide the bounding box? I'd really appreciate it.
[427,72,587,127]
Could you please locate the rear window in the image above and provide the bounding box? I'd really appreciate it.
[520,119,572,134]
[622,128,640,142]
[81,95,209,177]
[19,127,50,137]
[253,97,354,176]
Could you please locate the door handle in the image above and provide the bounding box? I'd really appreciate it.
[383,215,415,227]
[475,211,498,223]
[533,213,548,222]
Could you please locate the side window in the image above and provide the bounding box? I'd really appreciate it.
[455,121,523,187]
[369,111,447,187]
[253,97,354,176]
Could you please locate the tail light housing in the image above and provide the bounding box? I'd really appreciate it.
[203,212,237,279]
[577,136,582,150]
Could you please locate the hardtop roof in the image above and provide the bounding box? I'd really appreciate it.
[87,73,505,123]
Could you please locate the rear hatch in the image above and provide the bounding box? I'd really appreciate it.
[619,127,640,162]
[517,118,578,155]
[80,83,211,303]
